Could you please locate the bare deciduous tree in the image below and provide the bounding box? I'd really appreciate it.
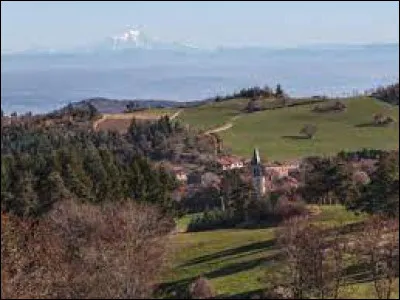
[270,216,348,299]
[353,216,399,299]
[1,200,174,299]
[267,216,399,299]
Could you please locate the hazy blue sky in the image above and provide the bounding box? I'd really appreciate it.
[1,1,399,52]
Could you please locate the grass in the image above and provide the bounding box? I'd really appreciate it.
[175,213,202,232]
[177,98,248,131]
[159,205,397,299]
[162,226,277,297]
[177,97,399,161]
[311,204,366,225]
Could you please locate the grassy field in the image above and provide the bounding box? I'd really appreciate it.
[177,98,248,131]
[160,206,398,299]
[177,97,399,161]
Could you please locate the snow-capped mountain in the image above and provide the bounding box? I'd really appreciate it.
[111,28,154,49]
[2,27,201,55]
[93,27,200,52]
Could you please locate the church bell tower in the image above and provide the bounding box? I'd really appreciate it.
[251,148,266,199]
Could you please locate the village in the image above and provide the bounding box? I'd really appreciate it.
[168,148,300,204]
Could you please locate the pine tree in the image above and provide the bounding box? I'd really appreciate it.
[63,164,94,202]
[12,172,40,217]
[38,171,70,213]
[275,84,283,98]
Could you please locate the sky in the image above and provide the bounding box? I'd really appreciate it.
[1,1,399,52]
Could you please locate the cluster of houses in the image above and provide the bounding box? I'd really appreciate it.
[216,155,244,171]
[170,150,301,202]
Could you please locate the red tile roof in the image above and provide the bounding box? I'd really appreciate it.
[217,156,243,166]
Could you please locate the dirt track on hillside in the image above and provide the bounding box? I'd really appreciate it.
[93,109,183,132]
[203,114,241,134]
[204,123,233,134]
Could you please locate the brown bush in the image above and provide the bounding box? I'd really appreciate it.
[352,170,370,185]
[1,200,174,299]
[300,124,317,139]
[188,276,215,299]
[312,100,346,113]
[263,285,294,299]
[373,113,396,126]
[275,198,307,220]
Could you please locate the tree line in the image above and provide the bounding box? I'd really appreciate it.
[370,82,399,105]
[207,84,287,102]
[1,107,199,298]
[1,115,204,218]
[300,150,399,217]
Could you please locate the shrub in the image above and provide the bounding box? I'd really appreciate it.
[181,186,221,213]
[313,100,346,113]
[373,113,396,126]
[246,98,263,113]
[275,198,307,220]
[188,277,215,299]
[187,209,238,232]
[263,285,294,299]
[246,197,273,223]
[337,148,386,161]
[352,170,370,185]
[300,124,317,139]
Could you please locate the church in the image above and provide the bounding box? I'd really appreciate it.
[250,148,266,199]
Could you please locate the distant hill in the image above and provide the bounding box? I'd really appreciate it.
[176,96,399,161]
[57,97,209,114]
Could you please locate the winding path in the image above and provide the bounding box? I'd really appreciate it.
[204,114,241,135]
[170,109,183,120]
[204,122,233,134]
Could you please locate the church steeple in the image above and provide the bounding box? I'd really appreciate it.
[251,148,266,198]
[251,148,261,165]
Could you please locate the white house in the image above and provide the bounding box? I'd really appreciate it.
[217,156,244,171]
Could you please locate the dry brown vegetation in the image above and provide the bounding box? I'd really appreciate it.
[1,200,174,299]
[96,118,140,133]
[188,276,216,299]
[353,216,399,299]
[264,216,399,299]
[312,100,347,113]
[93,111,177,133]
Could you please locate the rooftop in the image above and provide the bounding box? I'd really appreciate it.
[217,155,243,166]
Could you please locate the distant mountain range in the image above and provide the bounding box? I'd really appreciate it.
[3,27,202,56]
[74,27,202,54]
[2,27,398,56]
[2,29,398,115]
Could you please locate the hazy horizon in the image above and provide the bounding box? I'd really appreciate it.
[1,1,399,53]
[2,44,398,114]
[1,1,398,114]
